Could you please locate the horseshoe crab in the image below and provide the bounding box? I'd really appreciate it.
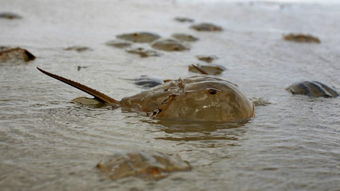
[116,32,160,43]
[0,48,35,63]
[286,81,338,98]
[96,151,191,180]
[283,34,321,43]
[37,67,255,122]
[190,23,223,32]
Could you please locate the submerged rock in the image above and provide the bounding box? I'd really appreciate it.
[133,75,164,88]
[151,39,188,52]
[188,64,226,75]
[172,33,198,42]
[117,32,160,43]
[96,151,191,180]
[71,97,107,108]
[105,40,132,48]
[286,81,338,98]
[37,68,255,122]
[283,34,321,43]
[190,23,223,32]
[126,47,160,58]
[64,46,92,52]
[196,55,218,63]
[0,48,35,63]
[0,12,22,19]
[174,17,194,23]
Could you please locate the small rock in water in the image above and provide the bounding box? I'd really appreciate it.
[190,23,223,32]
[117,32,161,43]
[0,12,22,19]
[283,34,321,43]
[71,97,107,108]
[172,33,198,42]
[286,81,338,98]
[96,151,191,180]
[126,47,160,58]
[196,55,218,63]
[151,39,188,52]
[105,40,132,48]
[174,17,194,23]
[188,64,226,75]
[64,46,92,52]
[134,75,163,88]
[0,48,35,64]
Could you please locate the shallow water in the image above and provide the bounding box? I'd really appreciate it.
[1,0,340,190]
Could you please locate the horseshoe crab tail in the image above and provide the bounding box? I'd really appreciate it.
[37,67,120,106]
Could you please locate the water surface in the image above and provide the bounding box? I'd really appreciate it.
[1,0,340,190]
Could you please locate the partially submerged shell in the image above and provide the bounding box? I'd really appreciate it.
[96,151,191,180]
[286,81,338,98]
[151,39,188,52]
[120,76,254,122]
[126,47,160,58]
[188,64,226,75]
[172,33,198,42]
[190,23,223,32]
[116,32,161,43]
[283,34,321,43]
[0,48,35,63]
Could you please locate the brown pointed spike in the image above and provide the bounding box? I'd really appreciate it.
[37,67,120,106]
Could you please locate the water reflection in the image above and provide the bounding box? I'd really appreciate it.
[151,120,249,142]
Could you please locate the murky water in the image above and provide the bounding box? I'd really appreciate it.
[1,0,340,190]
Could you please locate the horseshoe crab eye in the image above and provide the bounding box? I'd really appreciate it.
[207,88,219,95]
